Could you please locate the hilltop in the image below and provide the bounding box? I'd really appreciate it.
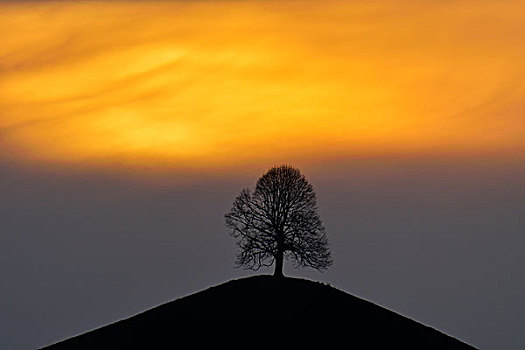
[43,276,476,349]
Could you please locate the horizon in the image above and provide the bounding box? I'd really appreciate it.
[1,1,524,349]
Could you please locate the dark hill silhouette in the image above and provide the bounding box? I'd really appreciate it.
[42,276,477,349]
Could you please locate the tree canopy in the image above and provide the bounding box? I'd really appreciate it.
[225,165,332,277]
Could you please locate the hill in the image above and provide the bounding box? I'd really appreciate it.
[42,276,477,349]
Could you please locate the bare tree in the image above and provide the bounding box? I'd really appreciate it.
[225,165,332,277]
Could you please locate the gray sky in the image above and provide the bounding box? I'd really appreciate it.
[1,156,523,349]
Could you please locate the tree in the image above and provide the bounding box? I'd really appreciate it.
[225,165,332,277]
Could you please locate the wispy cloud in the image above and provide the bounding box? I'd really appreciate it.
[1,1,524,170]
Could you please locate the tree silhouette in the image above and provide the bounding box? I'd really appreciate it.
[225,165,332,277]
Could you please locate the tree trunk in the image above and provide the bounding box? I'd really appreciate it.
[274,249,284,277]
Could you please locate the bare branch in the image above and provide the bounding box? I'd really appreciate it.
[225,165,332,275]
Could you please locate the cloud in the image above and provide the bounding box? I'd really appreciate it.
[1,0,524,171]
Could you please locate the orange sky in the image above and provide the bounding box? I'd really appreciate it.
[1,0,524,171]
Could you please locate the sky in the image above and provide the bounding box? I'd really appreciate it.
[0,1,524,349]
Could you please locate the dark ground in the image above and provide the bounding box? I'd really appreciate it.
[42,275,477,349]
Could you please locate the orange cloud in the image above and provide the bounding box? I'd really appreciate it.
[1,1,524,170]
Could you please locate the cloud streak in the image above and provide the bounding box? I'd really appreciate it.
[1,0,524,171]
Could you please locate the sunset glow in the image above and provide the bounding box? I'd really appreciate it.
[1,1,524,170]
